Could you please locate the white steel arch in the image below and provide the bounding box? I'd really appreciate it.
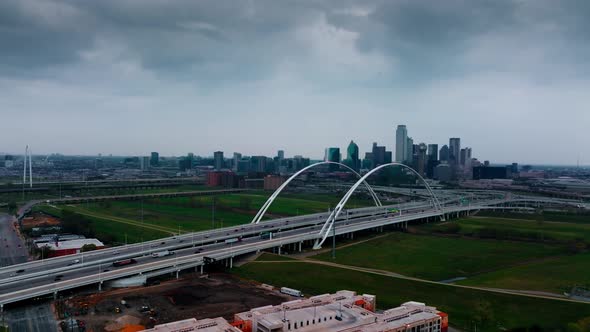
[313,162,444,249]
[251,161,382,224]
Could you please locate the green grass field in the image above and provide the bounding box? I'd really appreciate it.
[32,204,171,243]
[0,184,208,205]
[255,253,297,261]
[423,216,590,243]
[234,257,590,332]
[476,210,590,224]
[313,232,564,281]
[33,191,375,244]
[457,252,590,293]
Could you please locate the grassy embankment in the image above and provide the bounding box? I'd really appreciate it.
[235,255,590,332]
[32,192,374,244]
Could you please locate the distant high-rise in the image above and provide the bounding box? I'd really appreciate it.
[427,144,438,161]
[179,153,193,171]
[276,150,285,172]
[371,142,387,167]
[363,152,373,170]
[140,156,150,171]
[449,138,461,165]
[250,156,267,172]
[460,148,467,166]
[439,145,449,162]
[460,147,472,167]
[232,152,242,172]
[347,140,360,172]
[395,125,408,163]
[417,143,427,176]
[326,147,341,171]
[214,151,224,170]
[426,144,439,179]
[150,152,159,167]
[405,137,414,164]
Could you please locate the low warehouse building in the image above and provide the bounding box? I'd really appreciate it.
[36,238,105,257]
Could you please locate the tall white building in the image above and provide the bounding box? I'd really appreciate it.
[395,125,408,163]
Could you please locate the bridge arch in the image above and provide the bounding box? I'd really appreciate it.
[314,162,444,249]
[251,161,382,224]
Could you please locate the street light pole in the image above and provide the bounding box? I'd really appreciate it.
[331,219,336,260]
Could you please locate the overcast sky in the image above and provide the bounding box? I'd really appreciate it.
[1,0,589,164]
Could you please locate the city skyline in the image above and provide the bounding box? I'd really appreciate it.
[1,1,589,165]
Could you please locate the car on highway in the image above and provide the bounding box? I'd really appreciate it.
[16,269,25,273]
[68,259,81,266]
[54,275,63,281]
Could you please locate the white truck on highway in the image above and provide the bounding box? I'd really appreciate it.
[224,237,242,244]
[280,287,303,297]
[151,250,174,258]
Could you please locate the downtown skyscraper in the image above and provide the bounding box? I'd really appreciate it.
[395,125,408,163]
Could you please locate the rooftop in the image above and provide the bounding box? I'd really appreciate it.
[36,238,104,250]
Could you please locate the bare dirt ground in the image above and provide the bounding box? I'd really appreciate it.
[64,273,289,332]
[22,212,61,229]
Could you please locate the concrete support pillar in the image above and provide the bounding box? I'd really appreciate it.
[230,257,233,269]
[200,264,204,274]
[53,291,58,300]
[98,281,102,291]
[176,270,179,279]
[278,246,282,255]
[299,241,302,252]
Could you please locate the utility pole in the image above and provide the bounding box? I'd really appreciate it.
[331,218,336,260]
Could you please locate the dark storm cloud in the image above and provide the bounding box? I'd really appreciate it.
[1,0,589,164]
[2,0,589,81]
[0,1,93,75]
[326,0,590,80]
[0,0,330,80]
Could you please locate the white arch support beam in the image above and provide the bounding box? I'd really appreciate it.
[251,161,382,224]
[313,162,444,249]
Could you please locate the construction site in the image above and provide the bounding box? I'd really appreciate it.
[54,273,289,332]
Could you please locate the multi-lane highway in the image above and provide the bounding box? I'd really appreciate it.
[0,213,27,267]
[0,192,586,309]
[0,197,530,308]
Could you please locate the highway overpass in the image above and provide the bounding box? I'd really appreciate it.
[0,193,573,309]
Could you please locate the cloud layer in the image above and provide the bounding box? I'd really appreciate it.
[1,0,588,164]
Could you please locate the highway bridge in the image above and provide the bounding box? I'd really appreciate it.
[1,162,588,309]
[0,195,580,310]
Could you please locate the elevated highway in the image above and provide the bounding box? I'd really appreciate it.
[0,195,556,309]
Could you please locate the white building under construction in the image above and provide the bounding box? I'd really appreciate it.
[140,290,448,332]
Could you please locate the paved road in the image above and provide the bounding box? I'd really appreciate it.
[2,303,57,332]
[0,214,28,267]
